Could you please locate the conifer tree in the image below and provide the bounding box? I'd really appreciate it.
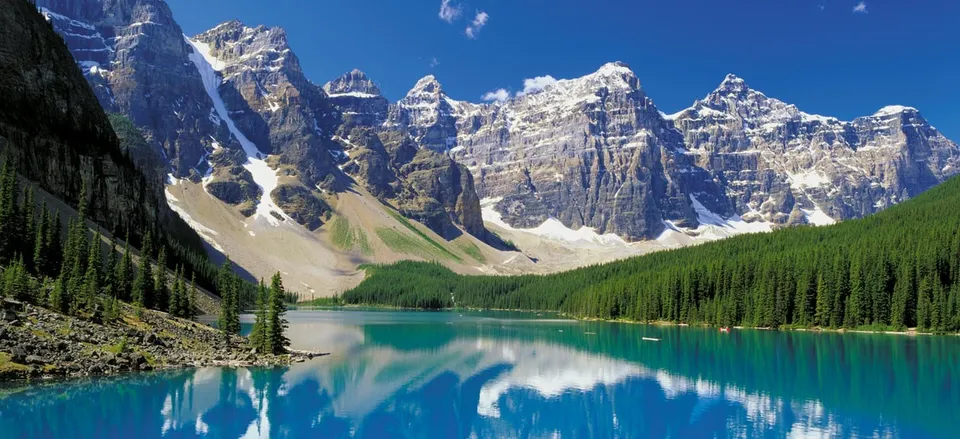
[249,278,269,352]
[103,230,118,300]
[21,187,35,268]
[140,231,157,309]
[169,265,183,317]
[116,233,133,302]
[79,231,102,311]
[49,274,67,313]
[2,256,30,301]
[186,272,197,319]
[266,272,289,354]
[0,157,18,264]
[31,204,49,275]
[849,254,865,327]
[154,246,168,312]
[46,212,62,276]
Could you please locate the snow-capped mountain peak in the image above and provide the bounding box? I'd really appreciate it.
[323,69,382,97]
[873,105,919,118]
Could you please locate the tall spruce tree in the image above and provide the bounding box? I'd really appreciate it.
[0,157,18,264]
[266,272,289,354]
[154,246,168,312]
[79,231,102,312]
[116,233,133,302]
[21,187,35,269]
[31,203,49,275]
[249,279,269,352]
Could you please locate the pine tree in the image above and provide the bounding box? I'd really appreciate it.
[49,274,67,313]
[848,254,865,327]
[891,262,914,330]
[249,279,269,352]
[46,212,62,276]
[217,259,241,335]
[20,187,35,269]
[266,272,289,354]
[79,231,102,312]
[154,246,168,312]
[0,157,18,264]
[31,204,49,275]
[168,266,180,317]
[142,231,155,309]
[116,233,133,302]
[103,231,118,301]
[186,272,197,319]
[917,276,933,331]
[814,272,832,327]
[2,256,30,302]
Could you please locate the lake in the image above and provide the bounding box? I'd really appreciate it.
[1,309,957,438]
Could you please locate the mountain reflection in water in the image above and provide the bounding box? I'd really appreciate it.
[0,310,955,438]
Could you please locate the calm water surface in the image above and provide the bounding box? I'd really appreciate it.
[1,310,958,438]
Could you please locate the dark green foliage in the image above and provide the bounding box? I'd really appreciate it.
[267,272,289,354]
[346,177,960,332]
[154,247,168,312]
[115,236,133,303]
[249,279,268,352]
[217,259,241,335]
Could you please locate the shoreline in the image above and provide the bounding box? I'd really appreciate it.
[0,302,320,383]
[320,303,959,337]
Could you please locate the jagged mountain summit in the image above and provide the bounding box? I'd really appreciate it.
[323,69,390,127]
[360,64,958,242]
[669,74,960,226]
[35,0,229,179]
[32,1,960,286]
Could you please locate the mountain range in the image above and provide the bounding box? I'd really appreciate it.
[33,0,960,295]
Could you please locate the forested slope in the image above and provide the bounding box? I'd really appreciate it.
[345,177,960,332]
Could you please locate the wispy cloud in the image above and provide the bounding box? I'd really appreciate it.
[465,11,489,39]
[430,57,440,68]
[482,88,510,103]
[439,0,462,23]
[852,1,867,13]
[516,75,558,96]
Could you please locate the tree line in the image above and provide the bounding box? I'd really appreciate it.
[0,159,201,320]
[345,176,960,333]
[0,157,292,349]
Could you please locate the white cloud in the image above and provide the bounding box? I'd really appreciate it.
[465,11,489,39]
[439,0,462,23]
[516,75,558,96]
[482,88,510,102]
[430,57,440,68]
[852,1,867,13]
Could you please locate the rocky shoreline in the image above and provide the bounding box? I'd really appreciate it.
[0,300,319,382]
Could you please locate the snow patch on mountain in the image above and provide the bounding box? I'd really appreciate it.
[481,199,628,247]
[185,35,288,227]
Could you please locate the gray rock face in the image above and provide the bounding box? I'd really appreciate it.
[35,0,230,178]
[0,0,202,249]
[193,20,342,190]
[381,65,960,241]
[391,63,730,240]
[669,75,960,225]
[323,69,390,127]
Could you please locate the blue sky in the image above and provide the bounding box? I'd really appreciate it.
[166,0,960,139]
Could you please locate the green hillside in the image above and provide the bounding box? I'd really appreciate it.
[345,177,960,333]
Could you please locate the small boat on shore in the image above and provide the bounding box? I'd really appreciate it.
[720,327,730,332]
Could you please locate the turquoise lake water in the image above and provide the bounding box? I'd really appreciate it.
[0,309,958,438]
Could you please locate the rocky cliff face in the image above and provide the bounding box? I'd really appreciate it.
[377,64,959,241]
[669,75,960,225]
[32,1,959,246]
[0,0,201,248]
[34,0,229,179]
[387,63,731,240]
[324,69,390,128]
